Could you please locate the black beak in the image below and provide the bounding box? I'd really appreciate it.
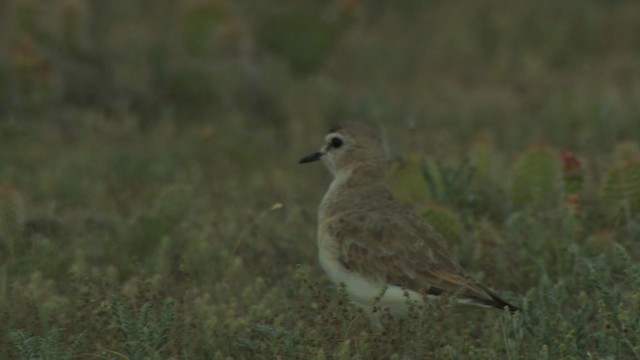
[299,151,324,164]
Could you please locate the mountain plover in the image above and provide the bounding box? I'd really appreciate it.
[299,123,519,317]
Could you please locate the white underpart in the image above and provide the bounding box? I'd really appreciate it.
[319,242,490,315]
[318,236,425,318]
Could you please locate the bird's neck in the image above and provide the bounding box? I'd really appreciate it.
[320,164,389,218]
[334,163,387,189]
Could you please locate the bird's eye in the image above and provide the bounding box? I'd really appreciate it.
[330,137,343,148]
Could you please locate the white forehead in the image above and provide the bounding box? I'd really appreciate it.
[324,133,342,140]
[324,132,342,142]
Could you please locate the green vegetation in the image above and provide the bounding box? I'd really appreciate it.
[1,0,640,358]
[511,147,561,210]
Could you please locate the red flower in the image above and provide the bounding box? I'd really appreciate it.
[561,150,582,176]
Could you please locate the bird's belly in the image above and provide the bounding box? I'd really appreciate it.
[317,234,423,318]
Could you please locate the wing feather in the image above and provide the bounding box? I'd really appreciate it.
[326,204,516,310]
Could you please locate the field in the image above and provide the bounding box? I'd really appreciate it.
[1,0,640,358]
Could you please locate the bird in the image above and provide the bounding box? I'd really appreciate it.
[299,122,520,318]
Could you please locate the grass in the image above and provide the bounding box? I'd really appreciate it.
[1,0,640,358]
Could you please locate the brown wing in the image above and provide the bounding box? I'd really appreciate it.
[326,205,518,311]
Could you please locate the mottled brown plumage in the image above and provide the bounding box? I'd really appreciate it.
[300,123,519,317]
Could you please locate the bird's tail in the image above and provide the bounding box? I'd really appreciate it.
[479,286,521,313]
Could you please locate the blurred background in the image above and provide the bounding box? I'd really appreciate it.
[1,0,640,358]
[2,0,639,143]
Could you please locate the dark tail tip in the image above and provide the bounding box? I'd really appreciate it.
[490,294,521,313]
[501,302,521,314]
[477,285,521,313]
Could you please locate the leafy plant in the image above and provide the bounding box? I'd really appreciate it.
[388,154,432,205]
[602,148,640,223]
[109,297,176,360]
[422,156,476,211]
[8,328,84,360]
[511,147,561,210]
